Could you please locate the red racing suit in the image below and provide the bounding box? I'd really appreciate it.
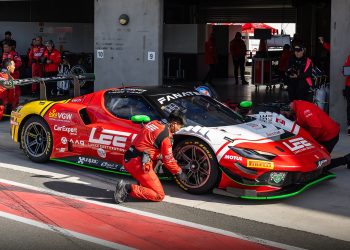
[293,100,340,143]
[0,71,17,120]
[43,48,61,74]
[2,51,21,105]
[2,50,22,79]
[28,45,46,92]
[123,120,182,202]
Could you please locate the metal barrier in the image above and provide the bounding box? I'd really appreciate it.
[0,73,95,100]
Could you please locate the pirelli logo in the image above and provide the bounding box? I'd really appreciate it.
[246,160,274,170]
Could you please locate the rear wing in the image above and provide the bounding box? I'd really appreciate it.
[0,73,95,100]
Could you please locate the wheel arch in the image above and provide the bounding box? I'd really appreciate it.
[18,114,48,148]
[174,133,217,155]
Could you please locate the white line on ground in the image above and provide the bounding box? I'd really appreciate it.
[0,178,304,250]
[0,211,135,250]
[0,162,90,185]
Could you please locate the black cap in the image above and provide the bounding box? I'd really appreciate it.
[168,110,187,126]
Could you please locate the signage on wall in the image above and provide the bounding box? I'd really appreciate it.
[148,51,155,61]
[97,50,104,59]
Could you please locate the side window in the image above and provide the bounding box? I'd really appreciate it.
[106,95,161,120]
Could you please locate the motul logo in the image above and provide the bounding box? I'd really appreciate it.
[224,155,243,161]
[283,137,314,154]
[89,128,132,148]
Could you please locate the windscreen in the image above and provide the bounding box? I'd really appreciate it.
[161,95,245,127]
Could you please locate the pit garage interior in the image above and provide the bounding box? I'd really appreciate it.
[0,0,349,129]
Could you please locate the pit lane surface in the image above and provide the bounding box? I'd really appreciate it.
[0,120,350,249]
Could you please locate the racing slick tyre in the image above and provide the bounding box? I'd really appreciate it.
[20,116,53,163]
[174,138,221,194]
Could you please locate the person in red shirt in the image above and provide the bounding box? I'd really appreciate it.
[230,32,248,85]
[2,42,21,108]
[281,100,350,169]
[2,41,22,79]
[285,100,340,152]
[343,54,350,135]
[279,44,292,88]
[28,36,46,95]
[318,36,330,52]
[0,58,16,119]
[114,111,188,203]
[43,40,62,97]
[203,34,218,85]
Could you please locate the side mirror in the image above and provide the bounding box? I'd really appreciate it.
[239,100,253,109]
[131,114,151,124]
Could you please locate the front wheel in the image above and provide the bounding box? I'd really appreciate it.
[174,138,221,194]
[20,116,53,163]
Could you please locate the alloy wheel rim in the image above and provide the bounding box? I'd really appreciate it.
[176,145,211,188]
[24,122,48,158]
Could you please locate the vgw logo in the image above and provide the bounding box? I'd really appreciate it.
[48,109,72,121]
[89,128,133,148]
[282,137,314,153]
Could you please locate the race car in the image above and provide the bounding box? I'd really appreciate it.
[10,85,335,199]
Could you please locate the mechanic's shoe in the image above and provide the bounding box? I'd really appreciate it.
[347,126,350,136]
[242,80,249,85]
[114,180,130,204]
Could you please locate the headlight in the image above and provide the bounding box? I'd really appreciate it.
[229,146,276,161]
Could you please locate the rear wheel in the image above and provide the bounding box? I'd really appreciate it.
[174,138,221,194]
[20,116,53,163]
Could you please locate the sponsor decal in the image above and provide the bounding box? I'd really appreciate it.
[11,111,21,118]
[77,157,99,165]
[71,98,82,103]
[145,123,158,132]
[274,117,286,126]
[70,139,84,146]
[48,109,72,122]
[88,128,133,152]
[247,160,274,169]
[282,137,314,154]
[265,129,284,137]
[61,137,67,144]
[303,109,313,118]
[224,155,243,161]
[54,125,77,135]
[99,161,125,171]
[97,148,106,158]
[245,123,262,129]
[10,120,19,126]
[55,148,66,153]
[157,91,201,105]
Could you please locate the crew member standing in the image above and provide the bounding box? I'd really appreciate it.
[2,41,22,107]
[230,32,248,85]
[286,45,313,101]
[203,34,218,85]
[28,36,46,95]
[0,59,17,119]
[43,40,61,97]
[114,111,188,203]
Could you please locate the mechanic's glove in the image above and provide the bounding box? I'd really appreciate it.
[175,169,188,183]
